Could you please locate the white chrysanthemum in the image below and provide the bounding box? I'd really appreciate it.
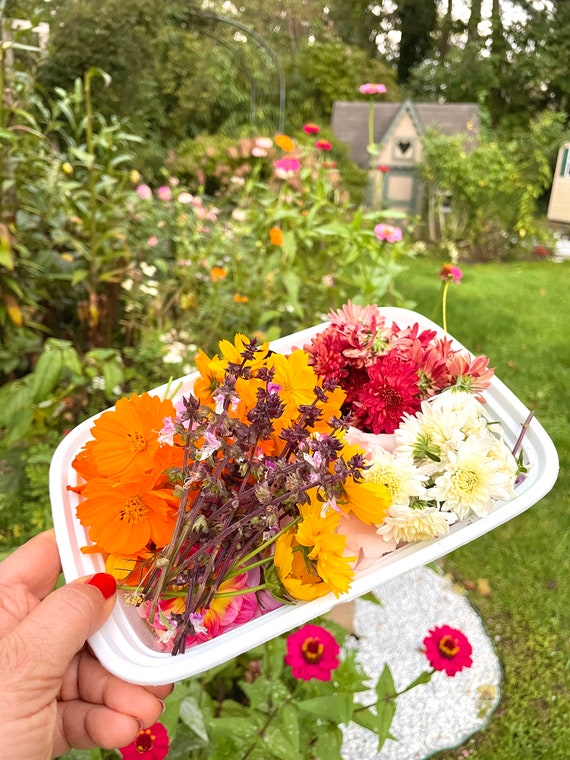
[376,504,455,544]
[394,399,465,475]
[487,436,519,496]
[430,436,516,520]
[430,389,489,438]
[363,448,428,508]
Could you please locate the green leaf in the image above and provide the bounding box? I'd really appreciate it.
[179,696,209,743]
[358,591,383,605]
[374,697,397,752]
[311,724,344,759]
[375,663,396,700]
[206,715,261,741]
[30,349,64,403]
[296,693,353,724]
[262,724,303,760]
[279,703,299,752]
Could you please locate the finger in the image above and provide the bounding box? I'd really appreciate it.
[54,700,143,756]
[2,574,117,704]
[0,530,61,598]
[60,649,167,728]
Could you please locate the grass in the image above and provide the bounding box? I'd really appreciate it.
[402,257,570,760]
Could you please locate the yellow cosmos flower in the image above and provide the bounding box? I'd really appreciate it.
[295,499,355,597]
[210,334,270,375]
[341,474,392,526]
[268,350,317,428]
[274,496,355,600]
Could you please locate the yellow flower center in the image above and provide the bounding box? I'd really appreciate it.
[127,431,146,452]
[438,634,459,658]
[121,495,147,523]
[302,637,324,663]
[368,468,400,497]
[452,467,479,494]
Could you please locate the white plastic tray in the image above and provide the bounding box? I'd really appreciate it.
[50,308,559,685]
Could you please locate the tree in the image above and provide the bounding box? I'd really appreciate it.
[396,0,438,83]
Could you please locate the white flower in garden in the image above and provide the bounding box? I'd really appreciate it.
[364,448,427,509]
[376,504,455,544]
[162,341,186,365]
[430,436,516,520]
[140,281,159,297]
[141,262,157,277]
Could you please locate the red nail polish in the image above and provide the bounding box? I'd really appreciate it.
[86,572,117,600]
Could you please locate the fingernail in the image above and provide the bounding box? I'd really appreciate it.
[158,699,166,714]
[86,572,117,600]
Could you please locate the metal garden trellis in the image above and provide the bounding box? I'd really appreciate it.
[186,10,286,134]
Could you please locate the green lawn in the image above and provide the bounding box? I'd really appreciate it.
[402,257,570,760]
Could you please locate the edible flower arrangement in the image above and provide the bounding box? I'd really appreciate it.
[69,303,525,655]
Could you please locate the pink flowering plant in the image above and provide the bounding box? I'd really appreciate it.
[110,619,473,759]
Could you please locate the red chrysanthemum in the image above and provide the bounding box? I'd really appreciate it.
[119,722,169,759]
[285,624,340,681]
[354,352,421,434]
[423,625,473,676]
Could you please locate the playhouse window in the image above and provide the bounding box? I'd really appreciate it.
[562,148,570,177]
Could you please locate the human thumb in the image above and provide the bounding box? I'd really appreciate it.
[3,573,117,697]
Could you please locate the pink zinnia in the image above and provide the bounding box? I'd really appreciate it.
[315,140,332,151]
[273,157,301,177]
[440,263,463,283]
[423,625,473,676]
[303,123,320,134]
[354,352,421,434]
[374,223,403,243]
[119,722,169,759]
[135,184,152,200]
[157,185,172,202]
[359,83,387,95]
[285,624,340,681]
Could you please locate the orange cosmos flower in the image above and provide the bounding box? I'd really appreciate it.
[79,393,178,480]
[269,227,284,246]
[76,471,178,554]
[192,348,221,406]
[275,134,295,152]
[210,266,228,282]
[233,293,248,303]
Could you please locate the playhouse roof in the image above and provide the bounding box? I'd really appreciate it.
[331,100,480,167]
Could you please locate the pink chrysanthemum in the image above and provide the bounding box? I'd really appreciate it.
[353,352,421,434]
[423,625,473,676]
[303,328,349,382]
[303,122,320,134]
[446,353,495,396]
[285,624,340,681]
[119,722,169,759]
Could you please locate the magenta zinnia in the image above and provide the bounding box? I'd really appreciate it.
[119,722,169,759]
[285,624,340,681]
[423,625,473,676]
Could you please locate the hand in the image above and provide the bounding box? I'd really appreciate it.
[0,530,172,759]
